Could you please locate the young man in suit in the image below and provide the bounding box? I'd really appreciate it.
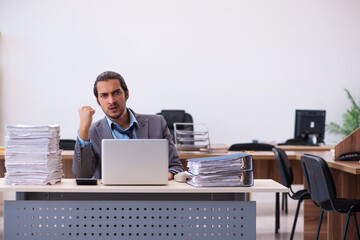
[72,71,183,179]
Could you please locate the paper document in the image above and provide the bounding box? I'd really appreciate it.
[4,125,63,185]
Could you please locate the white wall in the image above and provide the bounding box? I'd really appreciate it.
[0,0,359,146]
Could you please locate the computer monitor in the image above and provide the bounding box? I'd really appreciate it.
[294,109,326,145]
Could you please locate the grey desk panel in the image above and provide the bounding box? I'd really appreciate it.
[5,200,256,240]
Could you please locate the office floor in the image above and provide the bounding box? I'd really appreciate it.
[255,185,304,240]
[0,189,303,240]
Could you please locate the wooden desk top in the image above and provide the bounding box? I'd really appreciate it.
[1,147,359,175]
[295,151,360,175]
[0,178,287,193]
[0,145,333,161]
[0,150,295,162]
[277,145,333,151]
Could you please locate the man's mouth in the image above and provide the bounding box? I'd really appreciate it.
[109,105,118,112]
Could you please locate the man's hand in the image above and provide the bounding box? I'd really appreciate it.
[168,172,174,180]
[78,106,95,141]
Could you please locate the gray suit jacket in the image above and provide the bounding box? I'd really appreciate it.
[72,110,184,179]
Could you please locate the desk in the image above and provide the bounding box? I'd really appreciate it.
[0,179,286,240]
[2,146,359,239]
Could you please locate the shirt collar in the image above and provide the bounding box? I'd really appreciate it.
[105,108,139,131]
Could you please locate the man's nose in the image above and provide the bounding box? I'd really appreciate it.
[107,95,115,104]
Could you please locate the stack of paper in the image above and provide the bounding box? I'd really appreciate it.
[186,153,254,187]
[4,125,63,185]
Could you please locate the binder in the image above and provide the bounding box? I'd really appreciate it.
[186,153,254,187]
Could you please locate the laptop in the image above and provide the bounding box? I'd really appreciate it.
[101,139,169,185]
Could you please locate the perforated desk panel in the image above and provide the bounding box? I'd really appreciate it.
[5,200,255,240]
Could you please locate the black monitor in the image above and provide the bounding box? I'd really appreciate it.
[294,109,326,145]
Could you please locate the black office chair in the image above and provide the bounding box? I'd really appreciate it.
[301,154,360,240]
[59,139,76,150]
[157,110,193,140]
[273,148,311,240]
[228,143,275,151]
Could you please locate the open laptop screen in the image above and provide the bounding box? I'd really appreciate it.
[101,139,168,185]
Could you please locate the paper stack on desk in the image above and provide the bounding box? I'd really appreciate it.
[4,125,63,185]
[186,153,254,187]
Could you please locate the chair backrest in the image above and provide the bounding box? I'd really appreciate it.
[300,154,337,203]
[272,148,293,188]
[228,143,275,151]
[157,110,193,138]
[59,139,76,150]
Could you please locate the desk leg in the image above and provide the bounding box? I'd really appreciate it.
[275,192,280,234]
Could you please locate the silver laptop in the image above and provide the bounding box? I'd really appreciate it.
[101,139,168,185]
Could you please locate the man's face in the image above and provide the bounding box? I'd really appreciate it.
[96,79,128,121]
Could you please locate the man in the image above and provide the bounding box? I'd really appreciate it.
[72,71,184,180]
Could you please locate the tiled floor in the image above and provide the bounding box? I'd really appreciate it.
[0,188,304,240]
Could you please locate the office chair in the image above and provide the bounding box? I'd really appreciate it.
[301,154,360,240]
[272,148,311,240]
[228,143,275,151]
[157,110,193,139]
[59,139,76,150]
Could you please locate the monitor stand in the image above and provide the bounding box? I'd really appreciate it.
[307,134,318,145]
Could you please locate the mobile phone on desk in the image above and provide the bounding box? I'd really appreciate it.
[76,178,98,185]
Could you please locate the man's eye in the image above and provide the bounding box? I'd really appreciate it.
[113,90,121,95]
[100,94,107,98]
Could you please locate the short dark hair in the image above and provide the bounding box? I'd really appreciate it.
[93,71,128,97]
